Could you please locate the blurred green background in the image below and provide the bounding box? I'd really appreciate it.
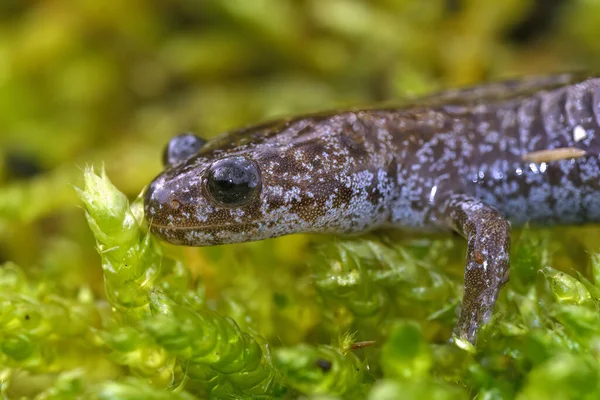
[2,0,600,270]
[3,0,600,397]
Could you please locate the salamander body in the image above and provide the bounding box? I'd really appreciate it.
[144,74,600,344]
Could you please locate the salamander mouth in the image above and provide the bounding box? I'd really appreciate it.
[146,219,267,246]
[146,220,256,232]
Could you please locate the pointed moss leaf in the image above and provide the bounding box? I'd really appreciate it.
[540,267,593,306]
[575,271,600,300]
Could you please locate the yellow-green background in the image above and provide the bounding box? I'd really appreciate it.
[2,0,600,396]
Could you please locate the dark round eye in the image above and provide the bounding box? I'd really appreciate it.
[205,157,261,207]
[163,133,206,167]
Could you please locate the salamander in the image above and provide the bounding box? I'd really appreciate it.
[144,73,600,345]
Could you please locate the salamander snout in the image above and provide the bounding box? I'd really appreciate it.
[143,169,201,229]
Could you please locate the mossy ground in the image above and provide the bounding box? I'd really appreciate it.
[2,1,600,398]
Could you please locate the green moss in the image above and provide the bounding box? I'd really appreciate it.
[273,334,368,398]
[4,1,600,398]
[1,167,587,398]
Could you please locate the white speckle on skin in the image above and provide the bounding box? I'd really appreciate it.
[529,163,539,174]
[283,186,302,203]
[573,125,587,142]
[429,185,438,204]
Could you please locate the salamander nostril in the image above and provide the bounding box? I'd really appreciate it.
[169,199,181,209]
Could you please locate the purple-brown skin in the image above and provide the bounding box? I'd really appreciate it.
[145,73,600,345]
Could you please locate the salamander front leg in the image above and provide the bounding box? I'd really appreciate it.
[442,194,510,345]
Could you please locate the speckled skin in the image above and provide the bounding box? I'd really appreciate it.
[145,74,600,344]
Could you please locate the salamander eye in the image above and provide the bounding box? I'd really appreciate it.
[204,156,261,207]
[163,133,206,167]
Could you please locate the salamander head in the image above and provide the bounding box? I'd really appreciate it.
[145,151,271,246]
[145,116,395,246]
[145,129,344,246]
